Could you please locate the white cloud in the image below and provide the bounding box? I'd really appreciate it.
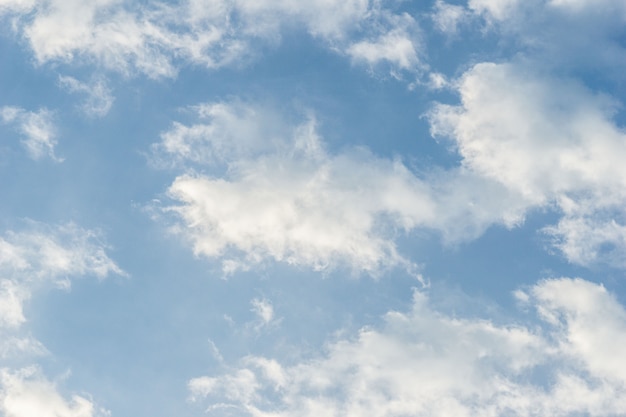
[154,98,561,275]
[0,106,61,161]
[0,280,29,329]
[468,0,523,22]
[0,337,46,360]
[1,0,422,78]
[0,222,120,417]
[547,0,626,13]
[528,278,626,383]
[460,0,626,76]
[0,367,109,417]
[249,298,280,332]
[250,298,274,326]
[0,0,34,14]
[347,13,422,72]
[152,101,290,169]
[189,277,626,417]
[428,62,626,266]
[431,1,470,35]
[58,76,114,118]
[0,221,125,283]
[0,221,124,356]
[156,101,438,277]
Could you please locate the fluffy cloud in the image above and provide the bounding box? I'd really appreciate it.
[155,101,440,276]
[0,367,109,417]
[0,0,422,78]
[427,0,626,267]
[189,277,626,416]
[155,96,576,276]
[0,106,60,161]
[154,98,562,275]
[429,61,626,267]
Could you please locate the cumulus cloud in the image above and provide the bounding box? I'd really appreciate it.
[58,76,114,118]
[0,106,61,161]
[0,367,109,417]
[155,101,440,277]
[153,98,568,275]
[0,0,423,78]
[429,61,626,267]
[189,277,626,417]
[154,97,575,276]
[425,0,626,268]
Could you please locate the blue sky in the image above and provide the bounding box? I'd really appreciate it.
[1,0,626,416]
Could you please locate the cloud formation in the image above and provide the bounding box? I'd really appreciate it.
[1,0,423,78]
[189,277,626,417]
[0,221,124,350]
[58,76,114,118]
[156,97,596,275]
[0,106,61,161]
[155,101,440,276]
[429,62,626,267]
[0,367,109,417]
[0,221,122,417]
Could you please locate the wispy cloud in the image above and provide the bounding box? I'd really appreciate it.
[1,0,423,79]
[0,221,122,417]
[249,297,281,333]
[58,75,114,118]
[0,106,61,161]
[0,221,124,346]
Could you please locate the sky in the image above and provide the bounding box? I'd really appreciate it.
[1,0,626,416]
